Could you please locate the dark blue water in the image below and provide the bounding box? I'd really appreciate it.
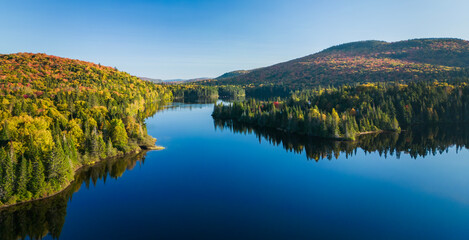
[4,103,469,239]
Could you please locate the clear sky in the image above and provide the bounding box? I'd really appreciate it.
[1,0,469,79]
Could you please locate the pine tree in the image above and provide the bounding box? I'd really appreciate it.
[56,138,72,185]
[0,148,14,201]
[106,139,116,157]
[48,137,72,186]
[97,135,106,159]
[67,136,79,165]
[29,158,45,196]
[88,128,100,158]
[0,121,10,141]
[16,156,30,200]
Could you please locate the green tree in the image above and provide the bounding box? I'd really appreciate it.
[331,108,340,138]
[0,148,14,201]
[16,156,31,200]
[0,121,10,141]
[106,139,117,157]
[47,137,72,187]
[29,158,45,196]
[110,119,128,151]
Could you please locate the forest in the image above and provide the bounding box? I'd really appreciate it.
[167,84,245,101]
[0,53,172,206]
[168,84,218,102]
[213,82,469,140]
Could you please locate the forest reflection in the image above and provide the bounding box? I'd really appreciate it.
[214,119,469,161]
[0,151,149,240]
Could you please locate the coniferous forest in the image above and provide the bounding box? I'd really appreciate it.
[213,82,469,140]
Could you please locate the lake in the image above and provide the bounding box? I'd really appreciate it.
[1,102,469,239]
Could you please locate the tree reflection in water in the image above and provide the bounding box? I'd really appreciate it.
[214,119,469,161]
[0,151,149,240]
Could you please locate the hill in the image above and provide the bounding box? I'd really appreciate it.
[208,38,469,88]
[139,77,163,83]
[216,70,251,79]
[0,53,171,206]
[163,77,211,84]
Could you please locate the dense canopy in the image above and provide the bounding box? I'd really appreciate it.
[0,53,171,206]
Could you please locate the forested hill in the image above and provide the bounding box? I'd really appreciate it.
[207,38,469,88]
[0,53,171,206]
[216,70,251,80]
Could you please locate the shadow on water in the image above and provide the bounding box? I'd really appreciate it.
[0,151,149,240]
[214,119,469,161]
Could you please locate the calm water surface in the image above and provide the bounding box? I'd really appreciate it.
[2,102,469,239]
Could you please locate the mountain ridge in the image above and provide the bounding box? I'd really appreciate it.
[207,38,469,88]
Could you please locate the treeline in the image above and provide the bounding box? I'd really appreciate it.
[0,53,171,206]
[168,85,218,102]
[167,84,245,102]
[218,85,245,99]
[213,82,469,140]
[243,84,291,100]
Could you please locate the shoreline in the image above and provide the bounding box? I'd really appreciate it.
[0,144,164,210]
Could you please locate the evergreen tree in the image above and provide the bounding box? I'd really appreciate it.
[16,156,31,200]
[106,139,116,157]
[29,158,45,196]
[97,135,106,159]
[0,121,10,141]
[0,148,14,201]
[48,137,72,186]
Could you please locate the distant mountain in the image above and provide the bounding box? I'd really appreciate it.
[164,77,211,84]
[138,77,210,84]
[209,38,469,88]
[139,77,163,83]
[216,70,251,79]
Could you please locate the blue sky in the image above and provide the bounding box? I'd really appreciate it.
[1,0,469,79]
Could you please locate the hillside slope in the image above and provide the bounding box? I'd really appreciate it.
[216,70,251,80]
[209,38,469,88]
[0,53,171,206]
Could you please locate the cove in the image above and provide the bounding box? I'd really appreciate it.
[1,102,469,239]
